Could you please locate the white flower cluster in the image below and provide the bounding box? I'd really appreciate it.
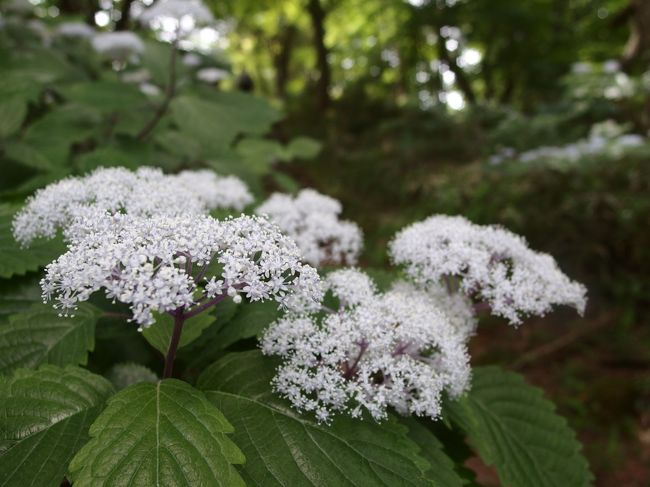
[255,189,363,267]
[92,31,145,61]
[196,67,229,84]
[262,269,471,423]
[173,170,253,211]
[13,167,252,246]
[56,22,95,39]
[41,213,322,328]
[389,215,587,325]
[139,0,213,38]
[488,120,646,167]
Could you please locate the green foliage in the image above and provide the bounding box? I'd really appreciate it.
[0,205,66,278]
[446,366,593,487]
[0,365,114,487]
[198,350,435,486]
[142,312,215,354]
[70,379,245,487]
[0,303,99,375]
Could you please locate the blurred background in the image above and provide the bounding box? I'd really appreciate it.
[0,0,649,484]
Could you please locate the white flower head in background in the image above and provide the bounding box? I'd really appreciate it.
[389,215,587,325]
[182,52,202,67]
[41,213,323,329]
[139,82,162,97]
[262,270,471,423]
[56,22,95,39]
[255,189,363,267]
[172,170,253,212]
[139,0,214,39]
[13,167,253,246]
[196,67,229,84]
[92,31,144,62]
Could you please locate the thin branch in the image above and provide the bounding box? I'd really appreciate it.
[136,39,178,140]
[183,294,228,320]
[511,313,612,370]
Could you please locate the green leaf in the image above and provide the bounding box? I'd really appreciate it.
[70,379,245,486]
[285,136,322,160]
[0,365,114,487]
[198,350,433,486]
[0,97,27,138]
[0,303,99,375]
[22,104,101,166]
[211,300,279,349]
[57,81,148,115]
[0,205,66,278]
[171,93,282,157]
[401,418,464,487]
[446,366,593,487]
[0,275,41,319]
[3,141,54,170]
[142,312,215,354]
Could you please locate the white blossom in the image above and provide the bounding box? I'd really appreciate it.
[139,0,213,38]
[262,275,471,423]
[389,215,587,325]
[325,268,377,307]
[56,22,95,39]
[41,213,323,329]
[92,31,144,61]
[13,167,253,246]
[390,280,477,342]
[255,189,363,266]
[196,67,229,83]
[183,52,202,67]
[172,170,253,211]
[139,82,162,97]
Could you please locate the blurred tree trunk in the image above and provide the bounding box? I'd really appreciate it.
[274,25,297,99]
[57,0,95,24]
[115,0,135,31]
[307,0,331,110]
[618,0,650,71]
[436,28,476,104]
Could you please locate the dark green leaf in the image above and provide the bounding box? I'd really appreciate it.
[0,303,98,375]
[198,350,433,486]
[446,366,593,487]
[70,379,245,486]
[0,365,114,487]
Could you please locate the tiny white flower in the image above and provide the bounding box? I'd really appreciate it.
[256,189,363,266]
[389,215,587,325]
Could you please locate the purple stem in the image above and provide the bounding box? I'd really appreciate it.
[162,310,185,379]
[183,294,228,320]
[343,340,369,379]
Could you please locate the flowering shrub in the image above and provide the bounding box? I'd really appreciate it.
[0,4,595,487]
[0,164,593,486]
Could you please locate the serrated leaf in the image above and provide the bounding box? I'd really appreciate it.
[198,350,433,486]
[142,312,215,354]
[0,205,66,278]
[0,275,41,319]
[446,366,593,487]
[0,365,114,487]
[70,379,245,487]
[0,303,98,375]
[401,418,464,487]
